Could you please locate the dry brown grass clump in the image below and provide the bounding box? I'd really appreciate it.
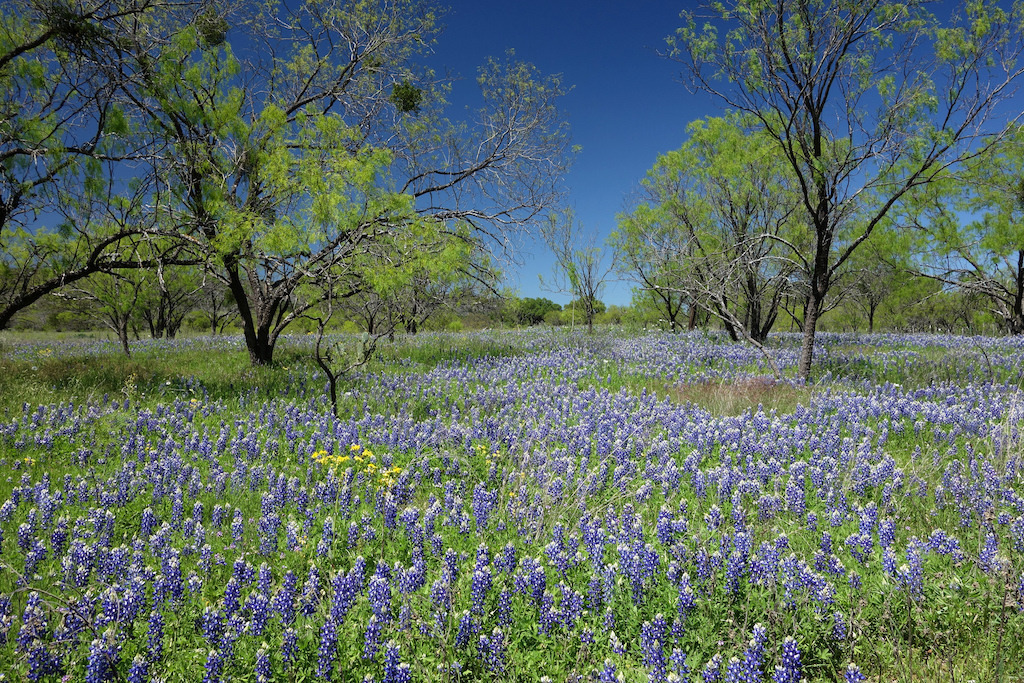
[670,377,813,416]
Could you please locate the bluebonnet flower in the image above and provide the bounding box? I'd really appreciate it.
[1011,516,1024,553]
[257,562,273,595]
[724,550,745,595]
[640,613,668,682]
[317,617,338,678]
[200,606,224,648]
[16,522,33,552]
[599,659,623,683]
[845,663,866,683]
[676,575,697,632]
[670,647,690,681]
[364,614,384,659]
[472,483,497,530]
[230,510,244,546]
[20,594,59,682]
[705,505,723,532]
[478,627,507,674]
[882,547,897,577]
[900,539,925,599]
[724,657,745,683]
[538,590,559,634]
[879,519,896,548]
[657,506,675,546]
[454,610,477,649]
[127,654,148,683]
[360,514,377,541]
[620,540,660,605]
[248,591,271,636]
[470,566,492,615]
[275,570,297,626]
[139,507,159,540]
[300,565,321,616]
[255,645,271,683]
[561,583,585,630]
[365,572,392,624]
[203,648,224,683]
[86,630,121,683]
[211,504,225,529]
[429,577,451,632]
[609,630,625,655]
[399,559,426,595]
[348,521,360,548]
[496,588,513,628]
[259,512,281,555]
[381,640,412,683]
[282,627,298,664]
[147,610,164,661]
[695,548,713,584]
[742,624,768,680]
[222,577,241,617]
[170,492,184,529]
[496,541,518,574]
[26,642,59,682]
[785,467,806,517]
[979,532,999,572]
[528,564,547,606]
[318,517,334,556]
[773,637,800,683]
[832,611,847,642]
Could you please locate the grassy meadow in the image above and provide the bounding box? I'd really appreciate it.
[0,328,1022,682]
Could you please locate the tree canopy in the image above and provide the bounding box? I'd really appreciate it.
[0,0,574,364]
[669,0,1024,378]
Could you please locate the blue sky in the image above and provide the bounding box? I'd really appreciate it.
[425,0,714,306]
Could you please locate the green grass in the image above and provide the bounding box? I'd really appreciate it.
[1,330,1023,682]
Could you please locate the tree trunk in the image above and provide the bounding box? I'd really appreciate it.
[222,254,277,365]
[1012,250,1024,334]
[118,320,131,357]
[249,324,276,365]
[797,290,822,381]
[719,309,739,341]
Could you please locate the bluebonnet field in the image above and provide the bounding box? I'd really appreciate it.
[1,328,1022,682]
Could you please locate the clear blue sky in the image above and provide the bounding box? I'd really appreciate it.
[426,0,714,307]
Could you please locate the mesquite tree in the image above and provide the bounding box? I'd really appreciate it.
[670,0,1024,379]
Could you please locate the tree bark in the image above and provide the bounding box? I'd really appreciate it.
[118,320,131,357]
[222,254,276,365]
[797,290,821,380]
[1012,250,1024,334]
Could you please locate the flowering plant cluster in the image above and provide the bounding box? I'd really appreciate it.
[0,328,1022,681]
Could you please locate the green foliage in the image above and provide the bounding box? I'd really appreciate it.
[506,297,561,326]
[2,330,1023,680]
[667,0,1024,376]
[613,113,802,343]
[390,79,423,113]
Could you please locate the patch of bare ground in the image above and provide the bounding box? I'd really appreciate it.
[670,377,813,416]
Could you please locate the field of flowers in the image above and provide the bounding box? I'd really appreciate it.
[0,328,1022,682]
